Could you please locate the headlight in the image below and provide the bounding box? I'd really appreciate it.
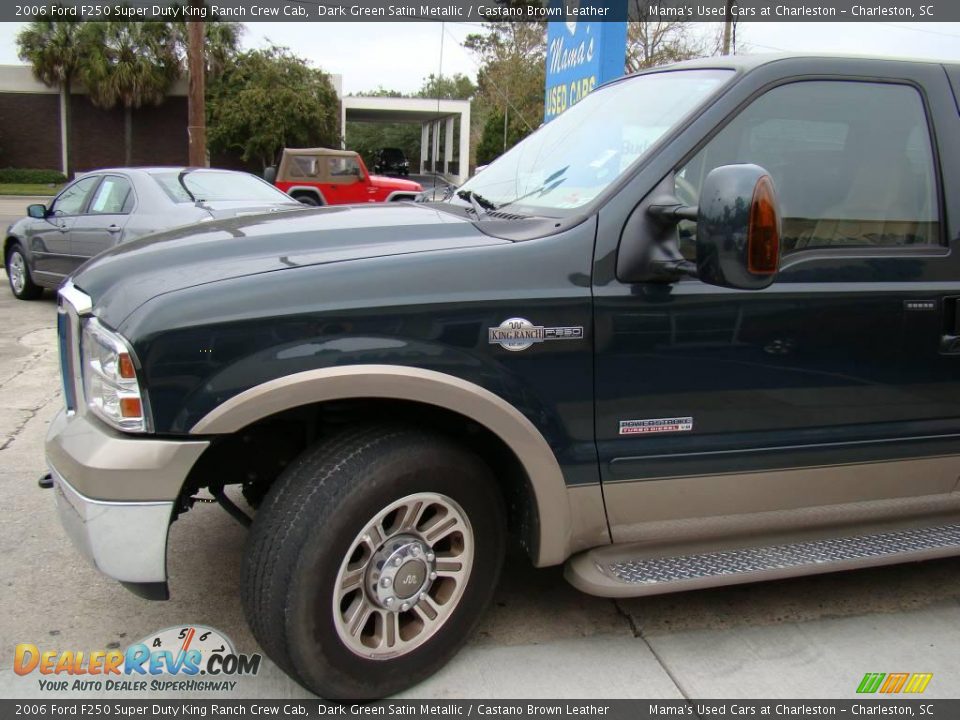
[81,318,148,433]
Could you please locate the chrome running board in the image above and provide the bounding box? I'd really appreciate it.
[565,522,960,597]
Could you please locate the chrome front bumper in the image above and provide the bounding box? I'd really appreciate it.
[51,464,174,584]
[46,408,209,594]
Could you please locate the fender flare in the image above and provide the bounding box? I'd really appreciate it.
[190,364,573,566]
[384,190,417,202]
[285,186,328,205]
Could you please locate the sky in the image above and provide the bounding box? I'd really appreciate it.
[0,21,959,95]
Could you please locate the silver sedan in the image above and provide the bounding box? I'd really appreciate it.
[4,167,302,299]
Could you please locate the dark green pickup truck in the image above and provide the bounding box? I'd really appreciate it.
[47,54,960,698]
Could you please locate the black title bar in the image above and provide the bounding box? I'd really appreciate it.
[4,0,957,23]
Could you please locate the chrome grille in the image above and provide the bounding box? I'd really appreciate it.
[56,282,92,415]
[57,298,77,412]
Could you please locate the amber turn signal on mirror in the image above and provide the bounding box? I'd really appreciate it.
[747,175,781,276]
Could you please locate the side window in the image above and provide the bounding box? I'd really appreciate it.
[328,156,360,178]
[88,176,133,215]
[291,157,320,178]
[51,176,100,216]
[676,81,940,257]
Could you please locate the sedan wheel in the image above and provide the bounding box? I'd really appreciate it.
[6,245,42,300]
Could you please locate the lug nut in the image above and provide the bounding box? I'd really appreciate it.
[384,597,394,607]
[393,557,402,567]
[426,552,435,562]
[381,577,392,588]
[429,571,437,580]
[400,602,410,611]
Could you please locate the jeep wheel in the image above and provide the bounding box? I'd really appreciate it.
[292,193,320,206]
[6,244,42,300]
[242,426,505,699]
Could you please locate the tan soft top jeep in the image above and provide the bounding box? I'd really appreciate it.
[269,147,422,206]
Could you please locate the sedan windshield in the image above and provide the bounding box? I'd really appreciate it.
[153,171,295,204]
[454,69,733,215]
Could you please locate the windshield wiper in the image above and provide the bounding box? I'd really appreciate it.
[496,167,568,212]
[456,189,498,219]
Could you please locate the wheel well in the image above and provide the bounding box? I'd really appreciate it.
[4,237,19,262]
[389,194,416,202]
[182,398,540,559]
[289,189,325,204]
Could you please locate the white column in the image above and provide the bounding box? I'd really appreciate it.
[431,120,441,174]
[444,117,454,177]
[60,90,69,177]
[457,105,471,184]
[420,122,429,174]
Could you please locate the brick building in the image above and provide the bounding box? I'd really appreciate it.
[0,65,345,178]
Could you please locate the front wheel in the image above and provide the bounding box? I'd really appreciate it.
[242,426,505,699]
[6,243,42,300]
[292,193,320,206]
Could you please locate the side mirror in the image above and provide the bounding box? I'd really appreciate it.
[695,164,781,290]
[263,166,277,184]
[617,163,781,291]
[27,203,47,219]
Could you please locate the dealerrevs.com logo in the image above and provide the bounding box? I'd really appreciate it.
[14,625,261,692]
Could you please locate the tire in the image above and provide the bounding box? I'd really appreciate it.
[293,193,320,207]
[5,243,42,300]
[242,425,506,699]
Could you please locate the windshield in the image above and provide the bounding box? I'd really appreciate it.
[454,69,733,215]
[153,171,295,204]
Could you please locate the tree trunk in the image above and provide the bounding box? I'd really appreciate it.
[61,80,73,178]
[124,106,133,166]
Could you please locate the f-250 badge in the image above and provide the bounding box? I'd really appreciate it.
[488,317,584,352]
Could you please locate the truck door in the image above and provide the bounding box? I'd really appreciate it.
[594,71,960,541]
[70,175,134,269]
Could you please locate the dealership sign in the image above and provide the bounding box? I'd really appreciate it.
[544,3,627,122]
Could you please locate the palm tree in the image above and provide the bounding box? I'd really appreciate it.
[16,21,95,177]
[82,22,180,166]
[169,20,243,77]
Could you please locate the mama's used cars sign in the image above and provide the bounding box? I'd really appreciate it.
[544,3,627,122]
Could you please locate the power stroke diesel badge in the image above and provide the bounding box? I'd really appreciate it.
[488,317,584,352]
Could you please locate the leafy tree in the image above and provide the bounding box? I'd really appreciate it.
[82,22,180,166]
[417,73,475,101]
[464,21,545,163]
[16,21,96,176]
[206,46,340,170]
[475,110,527,166]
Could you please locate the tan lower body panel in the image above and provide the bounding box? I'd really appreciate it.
[604,455,960,544]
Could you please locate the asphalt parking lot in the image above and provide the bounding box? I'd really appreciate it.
[2,196,960,700]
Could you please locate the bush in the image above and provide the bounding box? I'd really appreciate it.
[0,168,67,184]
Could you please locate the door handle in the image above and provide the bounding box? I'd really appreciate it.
[941,297,960,355]
[107,225,121,233]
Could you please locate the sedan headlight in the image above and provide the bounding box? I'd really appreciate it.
[81,318,148,433]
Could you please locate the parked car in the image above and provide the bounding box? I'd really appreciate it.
[4,167,302,299]
[46,54,960,699]
[372,147,411,176]
[267,147,421,206]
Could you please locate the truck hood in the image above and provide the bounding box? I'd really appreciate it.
[369,175,422,191]
[72,202,502,326]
